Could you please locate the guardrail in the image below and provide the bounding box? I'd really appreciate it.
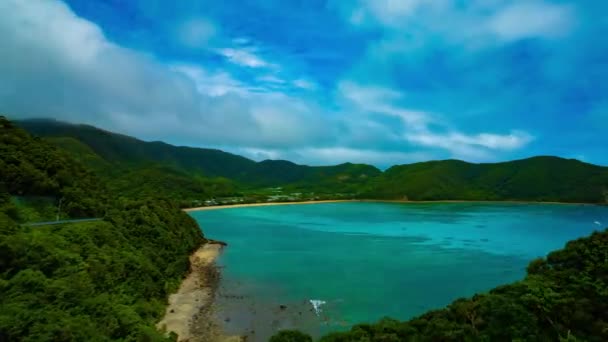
[23,218,102,227]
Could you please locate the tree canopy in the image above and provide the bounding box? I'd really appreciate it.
[0,117,205,341]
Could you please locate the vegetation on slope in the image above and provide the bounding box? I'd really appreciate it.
[365,157,608,203]
[272,227,608,341]
[17,119,382,195]
[0,117,205,341]
[0,118,108,219]
[16,118,608,204]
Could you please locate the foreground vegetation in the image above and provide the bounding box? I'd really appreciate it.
[271,227,608,341]
[0,117,204,340]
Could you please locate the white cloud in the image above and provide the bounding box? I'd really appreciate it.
[293,79,317,90]
[0,0,327,150]
[342,0,577,46]
[338,80,534,160]
[176,17,216,48]
[406,130,534,160]
[487,2,575,41]
[0,0,541,166]
[217,47,270,68]
[338,81,432,129]
[171,64,258,97]
[349,0,438,27]
[236,146,432,166]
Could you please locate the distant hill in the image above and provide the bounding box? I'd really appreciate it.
[16,118,608,204]
[15,119,381,205]
[366,157,608,203]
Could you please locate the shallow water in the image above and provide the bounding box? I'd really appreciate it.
[190,202,608,338]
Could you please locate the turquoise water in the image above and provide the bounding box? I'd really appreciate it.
[190,202,608,334]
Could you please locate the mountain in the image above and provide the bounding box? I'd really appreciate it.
[365,157,608,203]
[17,119,381,192]
[15,118,608,204]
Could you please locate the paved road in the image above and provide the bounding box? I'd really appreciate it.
[23,218,102,227]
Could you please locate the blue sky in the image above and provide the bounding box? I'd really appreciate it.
[1,0,607,166]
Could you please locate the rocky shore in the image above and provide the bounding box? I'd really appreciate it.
[157,242,240,342]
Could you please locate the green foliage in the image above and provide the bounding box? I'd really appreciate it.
[0,117,205,341]
[0,201,203,341]
[17,119,608,203]
[17,119,382,195]
[107,165,237,204]
[0,117,108,218]
[365,157,608,203]
[269,330,313,342]
[287,228,608,342]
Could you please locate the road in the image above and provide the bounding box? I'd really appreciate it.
[23,218,102,227]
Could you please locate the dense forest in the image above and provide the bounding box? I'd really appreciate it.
[16,118,608,204]
[272,227,608,342]
[0,117,205,340]
[365,158,608,203]
[17,119,380,198]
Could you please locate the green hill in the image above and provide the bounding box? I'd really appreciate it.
[0,118,108,219]
[14,118,608,203]
[365,157,608,203]
[16,119,381,195]
[0,116,205,340]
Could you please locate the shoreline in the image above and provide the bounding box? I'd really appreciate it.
[184,199,599,212]
[184,200,355,212]
[157,242,235,342]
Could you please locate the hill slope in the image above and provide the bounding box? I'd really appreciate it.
[366,157,608,203]
[0,116,205,340]
[15,118,608,204]
[17,119,382,193]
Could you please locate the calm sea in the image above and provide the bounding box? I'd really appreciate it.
[190,202,608,339]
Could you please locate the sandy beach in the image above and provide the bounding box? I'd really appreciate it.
[185,199,594,212]
[184,199,357,212]
[157,242,239,342]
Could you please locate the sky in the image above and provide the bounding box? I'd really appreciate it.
[1,0,607,167]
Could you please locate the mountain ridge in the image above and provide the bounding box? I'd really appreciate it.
[15,118,608,204]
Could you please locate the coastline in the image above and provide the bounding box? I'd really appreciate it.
[184,199,356,212]
[157,242,236,342]
[184,199,598,212]
[176,197,603,340]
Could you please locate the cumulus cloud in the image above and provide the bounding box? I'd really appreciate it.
[0,0,547,166]
[216,47,271,68]
[337,81,534,160]
[0,0,326,149]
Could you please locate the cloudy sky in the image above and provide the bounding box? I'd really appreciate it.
[1,0,607,166]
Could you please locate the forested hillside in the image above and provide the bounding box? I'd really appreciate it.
[14,118,608,204]
[0,117,205,340]
[17,119,380,193]
[0,118,108,219]
[273,227,608,342]
[365,157,608,203]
